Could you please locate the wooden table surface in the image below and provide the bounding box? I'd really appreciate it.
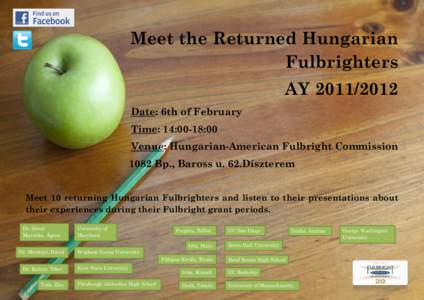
[1,1,423,299]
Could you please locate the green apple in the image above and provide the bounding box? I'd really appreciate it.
[23,33,125,149]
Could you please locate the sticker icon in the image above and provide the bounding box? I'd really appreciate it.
[353,260,408,286]
[12,31,32,50]
[14,11,29,25]
[13,8,74,27]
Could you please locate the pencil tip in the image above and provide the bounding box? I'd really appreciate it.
[161,136,174,150]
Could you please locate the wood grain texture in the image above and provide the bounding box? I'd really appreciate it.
[1,0,423,299]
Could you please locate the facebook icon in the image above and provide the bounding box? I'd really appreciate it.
[13,31,32,50]
[15,11,29,25]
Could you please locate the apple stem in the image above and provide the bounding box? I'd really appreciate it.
[44,63,65,75]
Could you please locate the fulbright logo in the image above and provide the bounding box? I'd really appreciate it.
[13,8,74,27]
[353,260,408,286]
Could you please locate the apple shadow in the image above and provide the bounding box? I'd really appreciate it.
[38,123,132,196]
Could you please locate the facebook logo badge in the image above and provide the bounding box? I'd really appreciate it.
[15,11,29,25]
[13,31,32,50]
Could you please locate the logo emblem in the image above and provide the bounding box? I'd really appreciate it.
[13,8,74,27]
[15,11,29,25]
[12,31,32,50]
[353,260,408,286]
